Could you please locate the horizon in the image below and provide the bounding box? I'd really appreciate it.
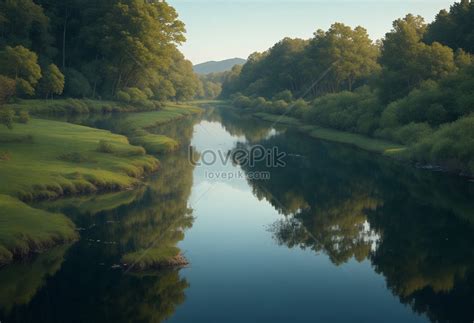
[169,0,456,65]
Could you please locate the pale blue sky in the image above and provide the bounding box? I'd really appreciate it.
[168,0,456,64]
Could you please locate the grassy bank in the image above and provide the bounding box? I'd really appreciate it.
[0,195,77,266]
[0,118,159,201]
[299,125,405,154]
[108,103,203,154]
[252,111,405,154]
[0,101,203,266]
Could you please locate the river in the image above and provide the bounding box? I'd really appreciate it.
[1,106,473,323]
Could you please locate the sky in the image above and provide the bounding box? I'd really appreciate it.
[167,0,456,65]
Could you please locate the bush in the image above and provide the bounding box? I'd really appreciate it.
[0,108,14,129]
[392,122,433,145]
[17,111,30,124]
[125,87,148,102]
[65,99,89,114]
[304,87,381,135]
[270,100,289,114]
[273,90,293,103]
[409,115,474,174]
[64,69,92,98]
[0,75,16,105]
[116,90,131,103]
[97,140,114,153]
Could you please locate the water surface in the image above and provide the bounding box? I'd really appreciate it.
[1,107,473,323]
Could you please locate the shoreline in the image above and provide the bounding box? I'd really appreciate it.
[0,100,204,267]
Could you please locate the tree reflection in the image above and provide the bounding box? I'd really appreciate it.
[0,116,198,322]
[237,127,474,322]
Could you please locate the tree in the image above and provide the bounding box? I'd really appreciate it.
[307,23,380,92]
[39,64,65,99]
[425,0,474,53]
[379,14,455,102]
[0,0,54,58]
[0,75,16,105]
[0,46,41,96]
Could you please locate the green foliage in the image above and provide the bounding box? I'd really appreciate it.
[391,122,434,145]
[98,140,114,153]
[116,90,131,103]
[379,14,456,102]
[0,108,14,129]
[0,46,42,96]
[304,87,382,135]
[17,111,30,124]
[273,90,293,103]
[0,75,16,105]
[63,69,92,98]
[0,0,201,101]
[0,194,77,266]
[409,114,474,175]
[39,64,64,99]
[425,0,474,53]
[222,23,379,99]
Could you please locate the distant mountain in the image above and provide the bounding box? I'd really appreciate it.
[193,58,246,74]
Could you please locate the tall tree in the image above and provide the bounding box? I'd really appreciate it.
[0,45,42,96]
[379,14,455,102]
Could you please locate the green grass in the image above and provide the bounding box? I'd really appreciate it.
[0,101,203,266]
[299,125,405,154]
[111,104,203,154]
[0,195,77,265]
[253,112,302,126]
[0,118,159,201]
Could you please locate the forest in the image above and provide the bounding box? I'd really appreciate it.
[221,0,474,175]
[0,0,209,118]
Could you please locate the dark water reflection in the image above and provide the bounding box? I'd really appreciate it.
[0,106,473,322]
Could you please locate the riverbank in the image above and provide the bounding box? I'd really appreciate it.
[251,111,405,155]
[0,101,204,266]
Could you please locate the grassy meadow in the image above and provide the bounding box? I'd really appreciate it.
[0,101,203,266]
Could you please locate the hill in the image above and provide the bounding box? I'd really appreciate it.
[193,58,246,74]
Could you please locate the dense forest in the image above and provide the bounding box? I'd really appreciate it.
[222,0,474,175]
[0,0,207,110]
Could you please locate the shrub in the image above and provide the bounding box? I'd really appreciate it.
[125,87,148,101]
[17,111,30,124]
[0,75,16,105]
[0,108,14,129]
[273,90,293,103]
[97,140,114,153]
[392,122,433,145]
[64,68,92,98]
[409,115,474,174]
[116,90,131,103]
[270,100,289,114]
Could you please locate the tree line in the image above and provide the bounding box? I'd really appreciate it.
[222,0,474,175]
[0,0,206,106]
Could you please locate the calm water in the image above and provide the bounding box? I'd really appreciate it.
[1,107,473,323]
